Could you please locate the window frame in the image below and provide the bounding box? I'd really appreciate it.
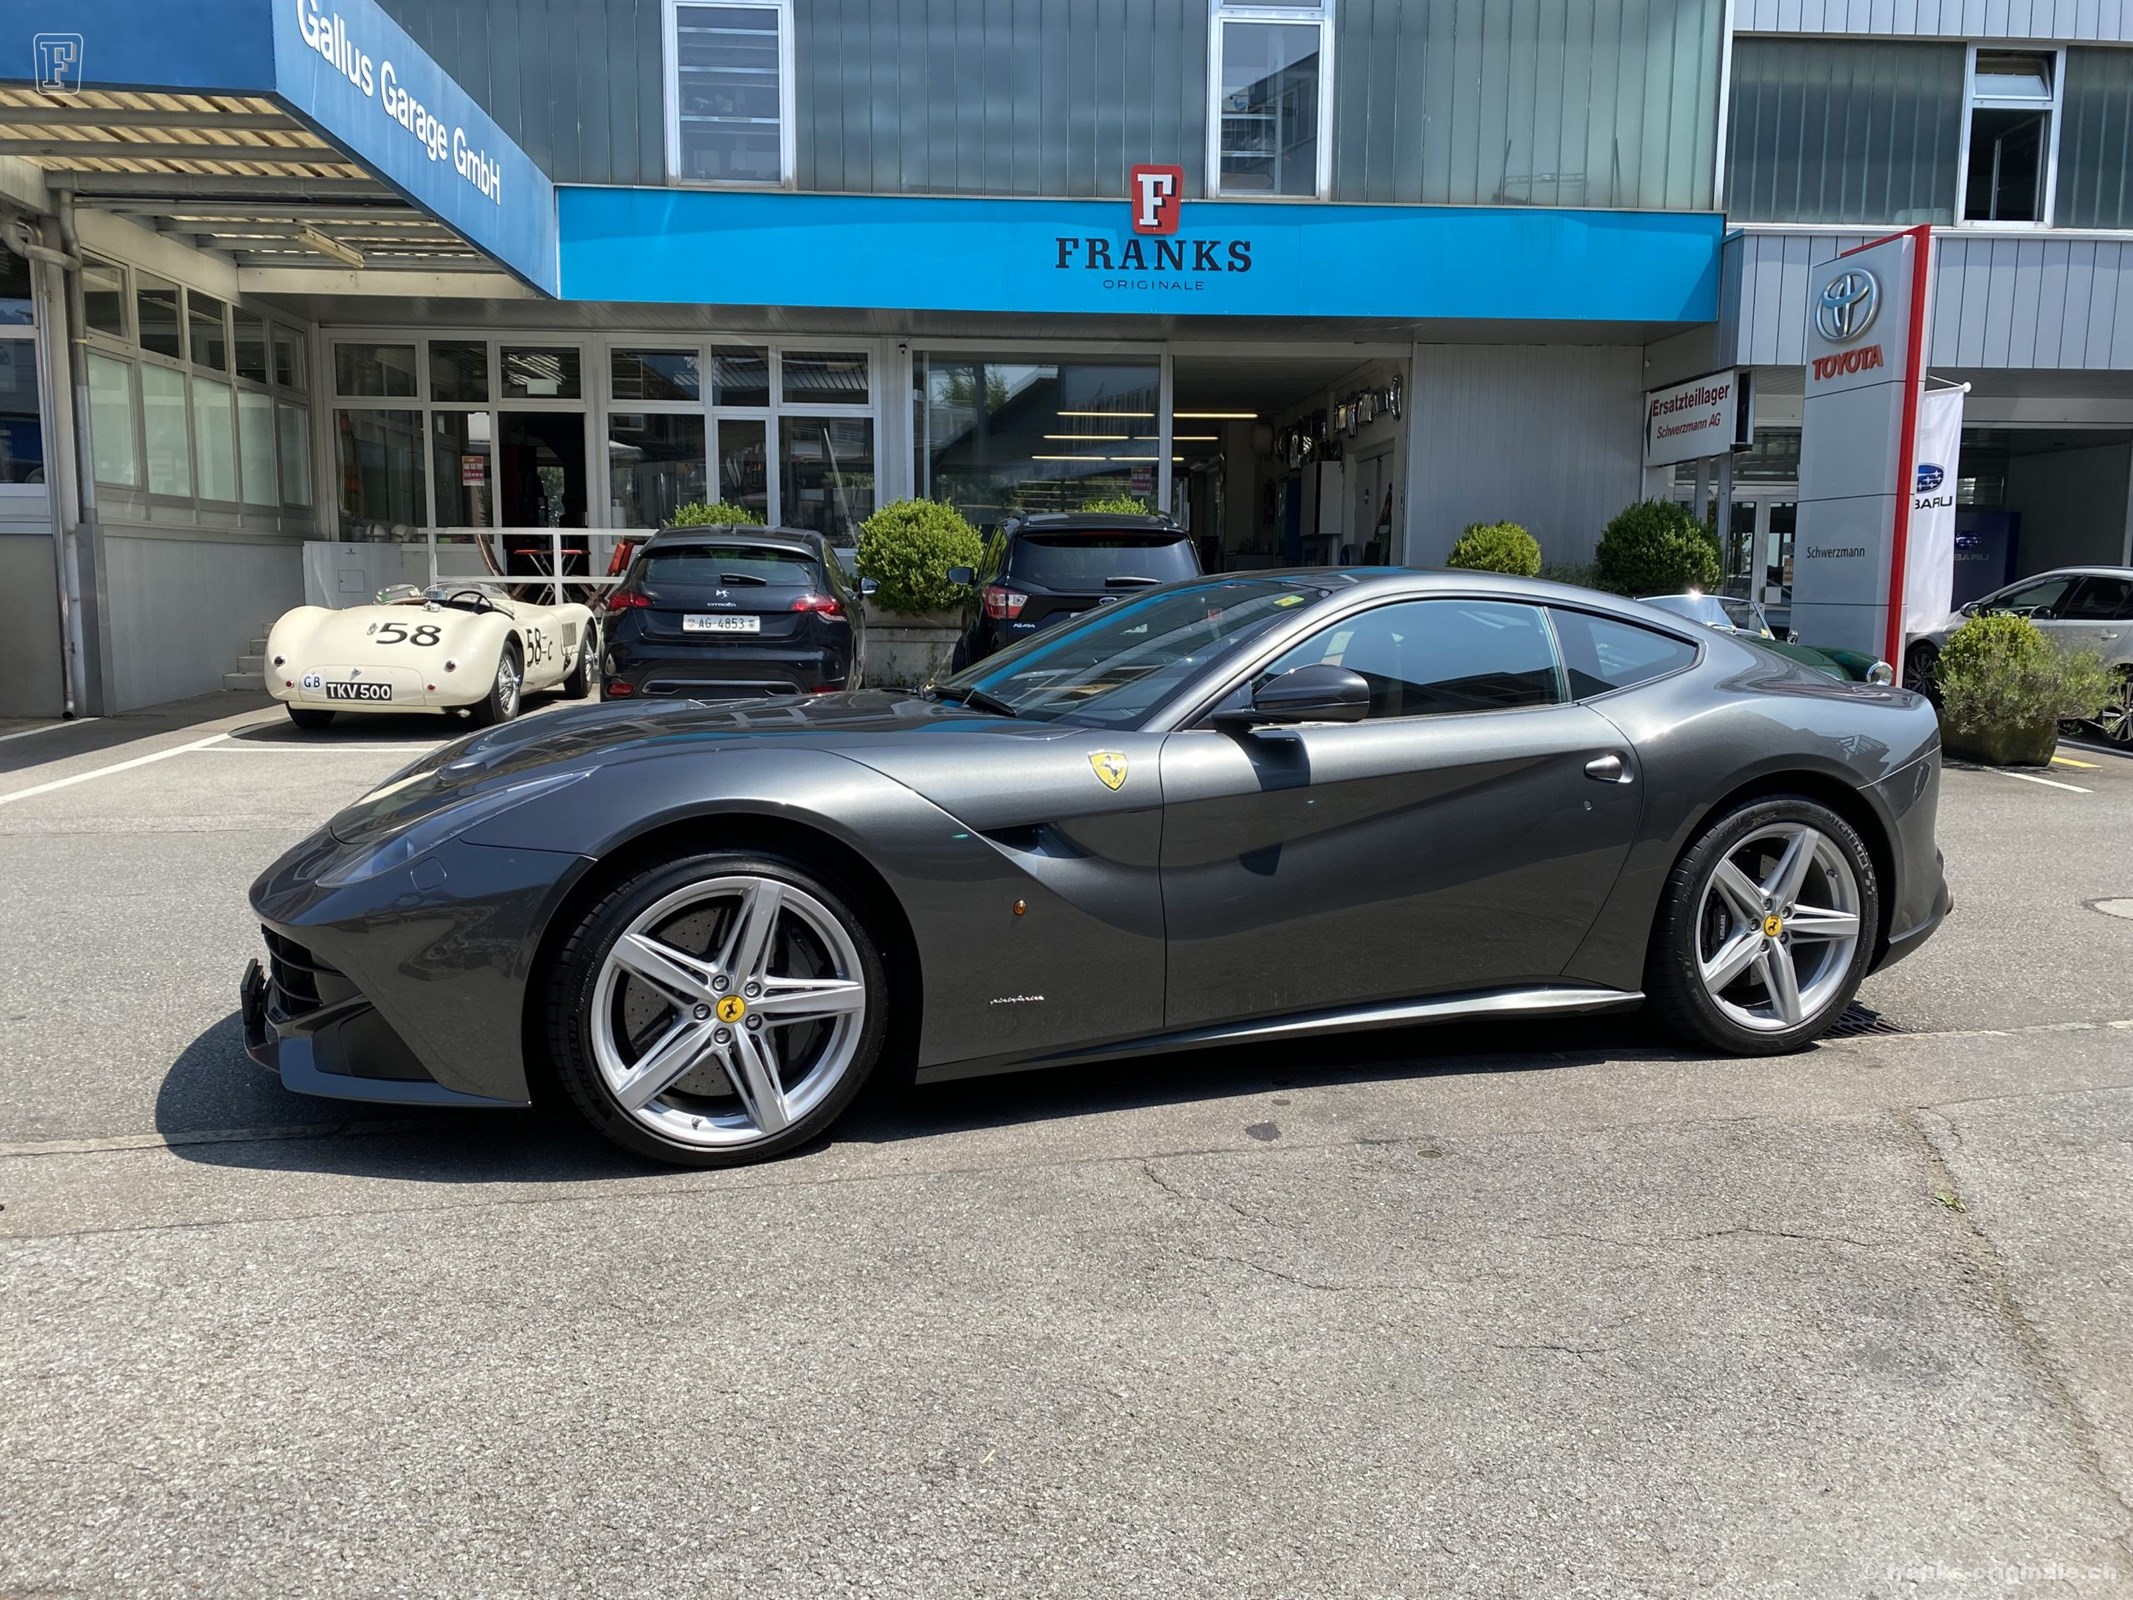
[1957,42,2066,230]
[1206,0,1336,202]
[662,0,796,190]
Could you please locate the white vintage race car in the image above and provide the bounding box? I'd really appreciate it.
[265,584,597,728]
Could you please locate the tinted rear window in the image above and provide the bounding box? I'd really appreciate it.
[641,544,823,588]
[1549,609,1698,697]
[1007,533,1197,590]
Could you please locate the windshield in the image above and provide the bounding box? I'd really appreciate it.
[1007,532,1199,590]
[941,577,1325,728]
[642,543,823,588]
[1641,593,1729,630]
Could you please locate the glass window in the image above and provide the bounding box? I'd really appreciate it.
[429,340,489,403]
[88,352,137,488]
[0,340,41,482]
[140,362,191,496]
[912,353,1161,532]
[642,540,824,587]
[1007,532,1198,590]
[334,342,418,398]
[712,344,770,406]
[2059,48,2133,227]
[233,311,270,383]
[188,292,230,371]
[277,403,312,507]
[717,416,769,521]
[1550,610,1698,698]
[1215,11,1326,197]
[781,350,867,405]
[778,415,873,541]
[1725,39,1965,226]
[237,388,278,505]
[191,375,237,500]
[611,412,707,527]
[1984,574,2079,616]
[83,258,127,340]
[137,274,183,360]
[1260,600,1562,718]
[669,1,789,184]
[273,326,306,390]
[0,249,31,326]
[336,409,426,531]
[2064,576,2133,620]
[612,348,702,401]
[431,411,494,526]
[1966,50,2055,223]
[501,346,581,399]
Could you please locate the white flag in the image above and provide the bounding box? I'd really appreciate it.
[1903,388,1963,637]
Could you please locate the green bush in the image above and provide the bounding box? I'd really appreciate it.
[1445,521,1542,577]
[1934,613,2115,764]
[856,498,984,615]
[1079,493,1155,516]
[1537,561,1626,594]
[1595,500,1721,595]
[668,499,764,527]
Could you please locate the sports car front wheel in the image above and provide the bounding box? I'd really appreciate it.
[545,851,887,1167]
[1645,796,1879,1056]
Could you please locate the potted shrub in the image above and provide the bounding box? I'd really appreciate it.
[1595,500,1721,595]
[668,499,764,526]
[1078,492,1156,515]
[856,499,984,687]
[1934,613,2115,767]
[1445,520,1542,576]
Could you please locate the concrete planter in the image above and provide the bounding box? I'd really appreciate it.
[863,603,965,689]
[1943,718,2058,768]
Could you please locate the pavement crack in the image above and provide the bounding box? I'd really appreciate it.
[1897,1107,2133,1562]
[1491,1340,1611,1363]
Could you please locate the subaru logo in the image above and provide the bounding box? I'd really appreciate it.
[1916,463,1945,492]
[1815,268,1881,344]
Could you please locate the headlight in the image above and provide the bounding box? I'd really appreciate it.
[318,771,586,887]
[1866,660,1895,686]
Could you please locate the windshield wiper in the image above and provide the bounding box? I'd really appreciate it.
[1103,575,1163,588]
[934,685,1018,718]
[718,572,769,586]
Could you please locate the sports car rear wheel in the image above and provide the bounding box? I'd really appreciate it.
[562,624,596,700]
[1646,797,1878,1056]
[467,640,523,727]
[547,851,886,1167]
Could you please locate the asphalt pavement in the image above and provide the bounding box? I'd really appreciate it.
[2,692,2130,1599]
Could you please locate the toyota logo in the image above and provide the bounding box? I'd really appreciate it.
[1816,268,1881,344]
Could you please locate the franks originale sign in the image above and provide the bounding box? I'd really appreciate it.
[1056,166,1255,294]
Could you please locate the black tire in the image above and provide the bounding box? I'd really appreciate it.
[286,706,334,730]
[544,850,889,1168]
[949,637,969,675]
[465,639,523,728]
[562,623,596,700]
[1645,795,1880,1056]
[1903,641,1940,706]
[2090,667,2133,748]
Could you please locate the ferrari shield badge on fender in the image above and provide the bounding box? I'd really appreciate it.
[1089,751,1129,791]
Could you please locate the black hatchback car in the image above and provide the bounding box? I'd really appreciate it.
[953,511,1202,669]
[602,526,871,700]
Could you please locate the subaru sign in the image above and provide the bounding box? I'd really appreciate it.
[1916,463,1945,493]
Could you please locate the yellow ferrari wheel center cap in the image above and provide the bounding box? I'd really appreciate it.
[715,995,747,1024]
[1762,913,1784,938]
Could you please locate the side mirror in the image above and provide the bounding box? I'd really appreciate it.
[859,577,879,598]
[1786,629,1801,644]
[945,566,977,588]
[1214,664,1372,729]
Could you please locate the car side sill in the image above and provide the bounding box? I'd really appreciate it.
[918,984,1645,1085]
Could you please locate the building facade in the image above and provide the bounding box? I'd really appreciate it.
[12,2,2133,717]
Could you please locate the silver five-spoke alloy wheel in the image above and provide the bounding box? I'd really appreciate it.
[1694,822,1862,1033]
[496,651,522,719]
[589,875,868,1149]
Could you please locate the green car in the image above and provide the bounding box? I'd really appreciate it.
[1640,593,1896,686]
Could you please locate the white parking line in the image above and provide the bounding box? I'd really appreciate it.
[0,717,100,745]
[1987,768,2091,794]
[196,742,438,753]
[0,732,237,807]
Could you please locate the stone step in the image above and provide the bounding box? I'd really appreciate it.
[235,655,266,675]
[223,672,258,692]
[248,637,267,655]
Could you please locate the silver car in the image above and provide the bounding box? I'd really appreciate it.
[1908,566,2133,746]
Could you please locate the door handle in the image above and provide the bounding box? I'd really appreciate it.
[1584,753,1632,784]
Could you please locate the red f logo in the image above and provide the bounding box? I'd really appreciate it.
[1130,165,1184,235]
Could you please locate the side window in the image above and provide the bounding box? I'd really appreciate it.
[2062,576,2133,620]
[1258,600,1563,718]
[1989,575,2076,616]
[1550,610,1699,698]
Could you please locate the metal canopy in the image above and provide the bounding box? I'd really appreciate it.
[0,86,496,274]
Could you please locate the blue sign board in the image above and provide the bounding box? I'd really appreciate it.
[0,0,557,294]
[562,189,1723,325]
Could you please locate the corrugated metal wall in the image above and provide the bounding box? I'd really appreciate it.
[1333,0,1723,209]
[1731,230,2133,368]
[1406,345,1646,563]
[1735,0,2133,38]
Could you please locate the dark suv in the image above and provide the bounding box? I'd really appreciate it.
[602,526,870,699]
[953,512,1202,669]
